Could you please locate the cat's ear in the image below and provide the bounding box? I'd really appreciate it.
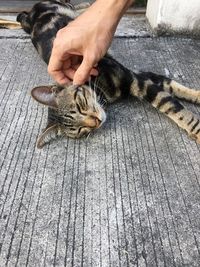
[37,123,60,149]
[16,11,31,33]
[31,86,58,109]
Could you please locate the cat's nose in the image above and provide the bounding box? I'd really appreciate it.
[83,116,102,128]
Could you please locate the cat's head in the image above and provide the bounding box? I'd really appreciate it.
[31,84,106,148]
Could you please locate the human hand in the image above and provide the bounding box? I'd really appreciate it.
[48,0,133,85]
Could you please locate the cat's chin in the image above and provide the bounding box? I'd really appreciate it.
[97,108,107,128]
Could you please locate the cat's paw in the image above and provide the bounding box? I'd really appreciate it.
[196,91,200,104]
[191,91,200,104]
[189,132,200,144]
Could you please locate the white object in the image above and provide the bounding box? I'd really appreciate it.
[146,0,200,35]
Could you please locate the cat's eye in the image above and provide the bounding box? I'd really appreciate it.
[77,97,87,110]
[75,89,88,111]
[76,103,87,115]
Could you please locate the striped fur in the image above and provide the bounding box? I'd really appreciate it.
[17,0,200,147]
[130,74,200,142]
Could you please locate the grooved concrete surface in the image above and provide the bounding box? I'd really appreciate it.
[0,26,200,267]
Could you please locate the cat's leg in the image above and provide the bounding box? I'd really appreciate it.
[163,80,200,104]
[140,72,200,104]
[131,81,200,143]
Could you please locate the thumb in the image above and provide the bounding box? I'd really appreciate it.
[73,55,96,85]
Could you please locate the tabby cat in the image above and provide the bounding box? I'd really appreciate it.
[17,0,200,148]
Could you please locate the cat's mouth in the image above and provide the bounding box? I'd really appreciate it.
[96,107,107,128]
[82,110,106,129]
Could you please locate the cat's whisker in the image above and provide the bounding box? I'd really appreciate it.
[97,91,103,100]
[86,132,91,140]
[89,76,92,89]
[95,78,102,93]
[100,102,106,108]
[93,76,99,103]
[88,76,106,108]
[97,91,107,106]
[93,76,96,92]
[93,77,104,96]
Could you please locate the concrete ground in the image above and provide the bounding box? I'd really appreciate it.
[0,14,200,267]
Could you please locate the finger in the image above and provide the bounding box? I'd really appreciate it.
[54,71,71,85]
[73,56,97,85]
[63,68,76,80]
[73,66,98,77]
[62,58,77,80]
[62,57,72,70]
[48,60,69,84]
[71,55,82,67]
[90,68,99,76]
[48,43,71,80]
[73,63,98,75]
[73,64,81,70]
[48,49,65,75]
[48,53,74,84]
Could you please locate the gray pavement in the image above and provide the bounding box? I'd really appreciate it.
[0,16,200,267]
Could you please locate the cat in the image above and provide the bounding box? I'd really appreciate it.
[17,0,200,148]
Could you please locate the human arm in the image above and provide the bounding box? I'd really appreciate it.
[47,0,134,85]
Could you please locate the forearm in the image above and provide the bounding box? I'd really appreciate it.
[94,0,134,15]
[86,0,134,29]
[101,0,135,18]
[72,0,134,44]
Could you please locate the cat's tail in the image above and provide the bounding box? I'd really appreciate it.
[16,11,31,34]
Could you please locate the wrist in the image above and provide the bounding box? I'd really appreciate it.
[91,0,134,30]
[96,0,134,16]
[107,0,134,13]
